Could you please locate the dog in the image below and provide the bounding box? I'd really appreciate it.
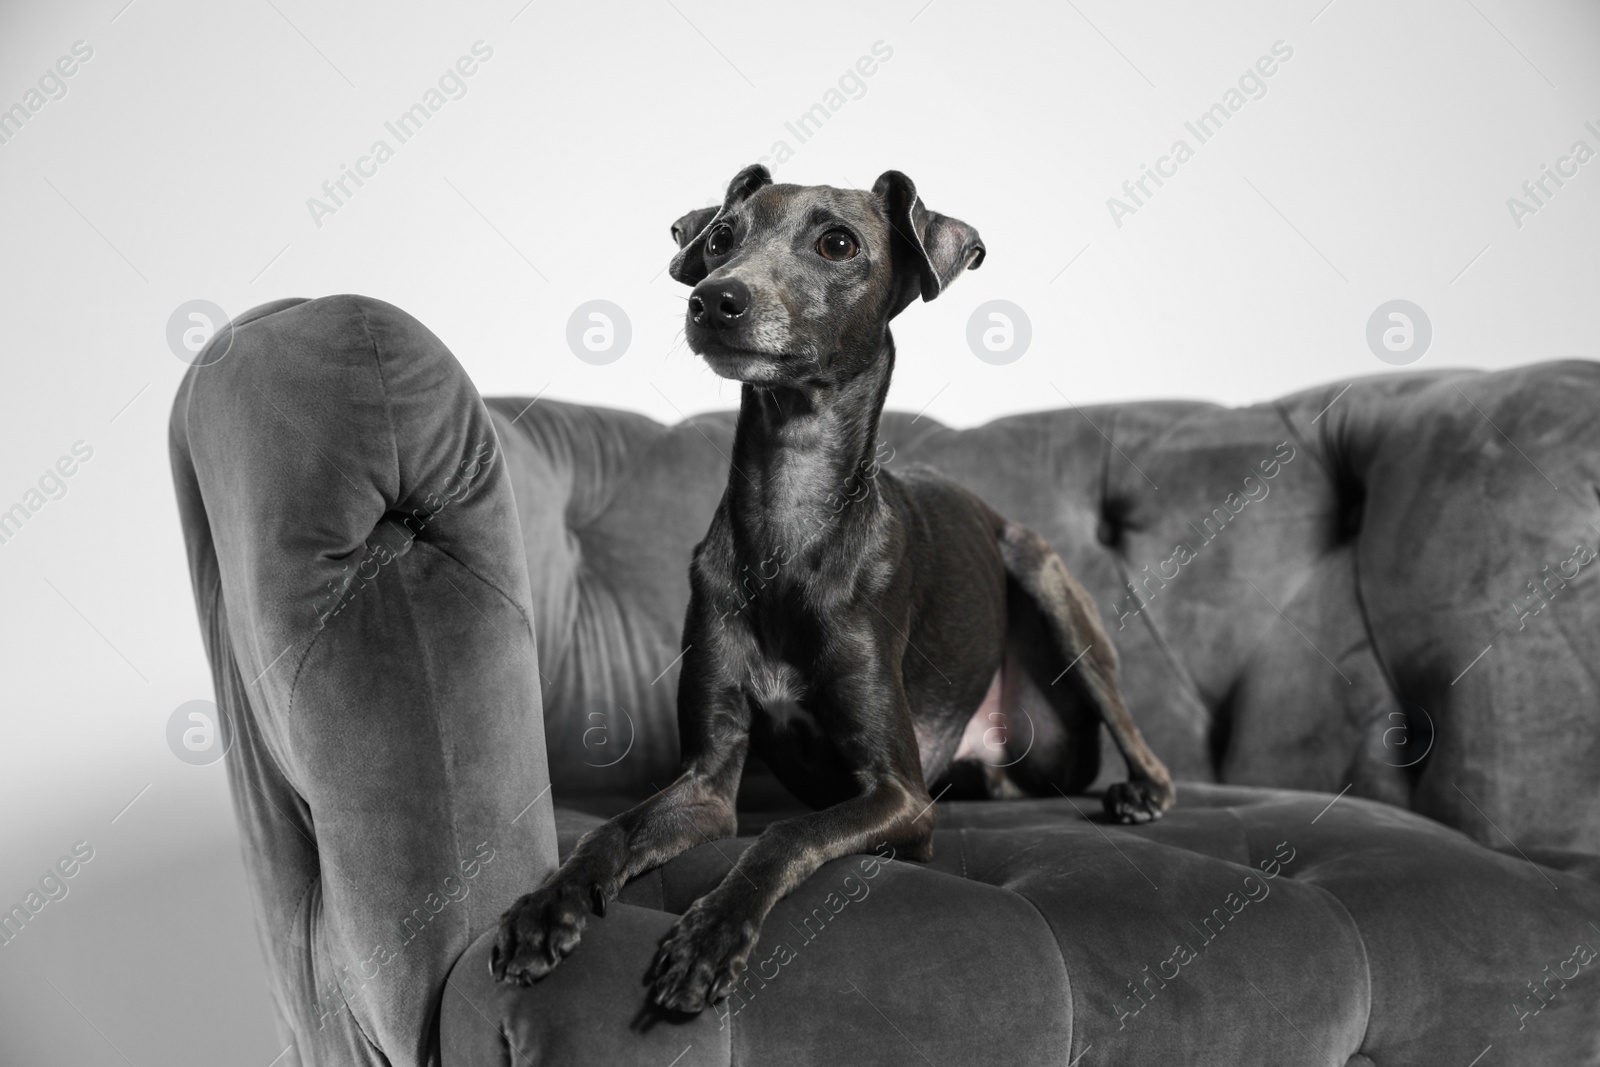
[492,165,1174,1013]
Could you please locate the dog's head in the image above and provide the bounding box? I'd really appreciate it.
[668,165,984,386]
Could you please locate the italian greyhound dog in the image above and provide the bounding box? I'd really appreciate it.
[492,165,1174,1013]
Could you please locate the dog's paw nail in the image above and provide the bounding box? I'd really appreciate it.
[1102,780,1173,824]
[647,905,756,1014]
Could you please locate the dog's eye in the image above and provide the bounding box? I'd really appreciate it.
[706,224,734,256]
[816,230,859,261]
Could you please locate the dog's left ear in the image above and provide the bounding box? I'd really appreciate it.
[873,170,985,311]
[669,163,774,285]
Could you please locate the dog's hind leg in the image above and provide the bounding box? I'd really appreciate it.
[999,522,1174,823]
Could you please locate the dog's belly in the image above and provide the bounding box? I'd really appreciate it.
[746,650,1015,804]
[954,666,1008,764]
[916,650,1020,776]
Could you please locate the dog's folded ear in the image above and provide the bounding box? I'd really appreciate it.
[668,164,774,285]
[873,170,985,312]
[670,206,720,250]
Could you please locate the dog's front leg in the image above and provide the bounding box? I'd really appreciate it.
[648,772,933,1013]
[493,637,749,985]
[490,762,742,984]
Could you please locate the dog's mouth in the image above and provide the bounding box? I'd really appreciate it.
[687,337,791,384]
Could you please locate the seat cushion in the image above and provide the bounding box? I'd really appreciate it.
[441,783,1600,1065]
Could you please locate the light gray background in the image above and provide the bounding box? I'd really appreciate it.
[2,0,1597,1062]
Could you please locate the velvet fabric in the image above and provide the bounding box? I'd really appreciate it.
[446,787,1600,1065]
[171,295,1600,1065]
[170,295,558,1065]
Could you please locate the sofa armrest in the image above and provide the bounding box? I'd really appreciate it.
[169,295,558,1065]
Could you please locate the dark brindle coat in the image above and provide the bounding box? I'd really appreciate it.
[493,164,1174,1014]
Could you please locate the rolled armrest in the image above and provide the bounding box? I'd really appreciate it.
[169,295,558,1065]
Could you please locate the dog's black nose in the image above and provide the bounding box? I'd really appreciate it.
[688,280,750,327]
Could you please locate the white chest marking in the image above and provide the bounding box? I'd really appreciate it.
[749,660,814,730]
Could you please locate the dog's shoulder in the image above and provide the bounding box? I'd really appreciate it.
[884,461,991,507]
[880,463,1004,542]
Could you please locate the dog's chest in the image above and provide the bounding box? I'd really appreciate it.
[746,657,816,732]
[736,655,812,739]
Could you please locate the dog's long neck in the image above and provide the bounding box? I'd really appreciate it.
[725,335,895,557]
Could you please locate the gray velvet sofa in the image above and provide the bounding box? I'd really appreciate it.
[170,294,1600,1065]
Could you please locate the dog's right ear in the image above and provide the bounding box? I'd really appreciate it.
[670,207,720,250]
[668,163,772,285]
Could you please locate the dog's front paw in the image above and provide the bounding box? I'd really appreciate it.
[1103,778,1174,824]
[647,898,758,1014]
[491,875,609,985]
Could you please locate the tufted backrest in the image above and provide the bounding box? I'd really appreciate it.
[493,360,1600,853]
